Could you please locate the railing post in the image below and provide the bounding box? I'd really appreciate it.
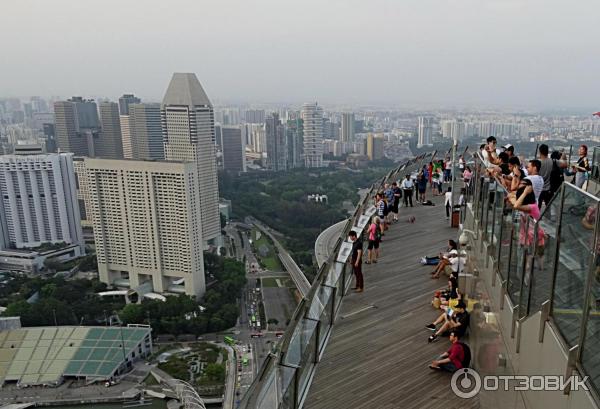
[564,345,579,395]
[539,300,551,342]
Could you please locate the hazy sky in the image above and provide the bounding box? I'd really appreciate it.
[2,0,599,109]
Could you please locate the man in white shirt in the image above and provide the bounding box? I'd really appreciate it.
[401,174,414,207]
[525,159,544,203]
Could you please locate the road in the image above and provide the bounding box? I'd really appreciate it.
[247,217,311,298]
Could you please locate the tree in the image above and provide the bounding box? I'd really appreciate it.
[120,303,145,324]
[267,318,279,325]
[204,363,226,383]
[220,213,227,229]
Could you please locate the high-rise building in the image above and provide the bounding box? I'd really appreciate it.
[130,103,164,160]
[286,118,304,169]
[97,102,124,159]
[0,153,84,251]
[366,134,384,160]
[120,115,133,159]
[417,116,433,147]
[221,126,245,172]
[244,109,265,124]
[161,73,220,244]
[302,103,324,168]
[265,113,287,171]
[341,113,355,142]
[118,94,141,116]
[53,101,90,156]
[73,157,91,226]
[85,158,205,297]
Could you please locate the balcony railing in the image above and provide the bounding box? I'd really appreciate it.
[464,149,600,401]
[239,151,436,409]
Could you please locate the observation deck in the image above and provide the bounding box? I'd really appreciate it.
[305,194,479,409]
[240,147,600,409]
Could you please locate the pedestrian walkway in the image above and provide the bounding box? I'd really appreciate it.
[304,195,480,409]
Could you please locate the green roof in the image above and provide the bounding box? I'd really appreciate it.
[0,326,151,386]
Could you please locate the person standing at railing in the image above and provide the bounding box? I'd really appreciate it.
[572,144,590,189]
[417,171,428,203]
[525,160,544,203]
[392,182,402,222]
[376,193,386,238]
[538,144,568,209]
[348,230,364,293]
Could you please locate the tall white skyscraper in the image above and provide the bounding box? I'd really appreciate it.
[120,115,133,159]
[302,103,324,168]
[85,158,205,297]
[417,116,433,147]
[161,73,220,244]
[341,112,355,142]
[0,153,84,251]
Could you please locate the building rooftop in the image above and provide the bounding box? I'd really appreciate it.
[0,326,151,386]
[162,72,212,108]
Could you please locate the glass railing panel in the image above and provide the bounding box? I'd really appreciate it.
[580,269,600,396]
[507,214,526,305]
[333,263,345,316]
[297,323,319,401]
[279,365,296,409]
[528,196,561,314]
[492,188,505,249]
[254,368,278,409]
[517,215,540,318]
[480,182,490,238]
[486,181,499,240]
[497,203,512,281]
[552,185,599,348]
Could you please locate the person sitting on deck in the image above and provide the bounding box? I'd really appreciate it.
[429,330,465,372]
[430,240,457,278]
[426,300,470,342]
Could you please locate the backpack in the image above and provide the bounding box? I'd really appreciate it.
[459,342,471,368]
[549,159,564,194]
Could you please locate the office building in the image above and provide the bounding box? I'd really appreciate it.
[417,116,433,147]
[302,103,324,168]
[366,134,384,160]
[161,72,220,244]
[120,115,133,159]
[0,153,84,252]
[221,126,245,172]
[245,109,265,124]
[118,94,141,115]
[286,118,303,169]
[85,158,205,297]
[129,103,164,160]
[265,113,287,171]
[341,113,355,142]
[53,101,90,156]
[97,102,124,159]
[73,157,91,226]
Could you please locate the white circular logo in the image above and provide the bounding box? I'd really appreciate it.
[451,368,482,399]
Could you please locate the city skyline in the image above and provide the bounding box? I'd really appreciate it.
[2,0,599,110]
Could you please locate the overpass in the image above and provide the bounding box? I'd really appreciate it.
[249,217,311,298]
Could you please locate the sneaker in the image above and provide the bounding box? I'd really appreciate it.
[428,334,438,343]
[425,324,436,331]
[354,288,364,293]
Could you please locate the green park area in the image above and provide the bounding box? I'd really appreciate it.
[251,228,282,271]
[156,342,227,397]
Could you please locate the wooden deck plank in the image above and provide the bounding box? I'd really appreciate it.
[304,195,480,409]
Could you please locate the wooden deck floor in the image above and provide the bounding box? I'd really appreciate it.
[304,194,480,409]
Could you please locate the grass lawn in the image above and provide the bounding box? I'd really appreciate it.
[252,228,282,271]
[261,277,279,287]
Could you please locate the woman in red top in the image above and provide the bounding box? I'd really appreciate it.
[366,216,380,264]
